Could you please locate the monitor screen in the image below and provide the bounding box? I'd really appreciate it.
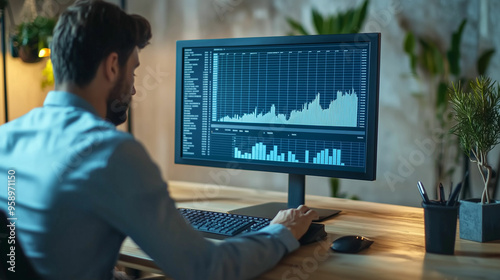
[175,33,380,182]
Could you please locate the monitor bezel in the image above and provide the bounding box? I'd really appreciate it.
[175,33,380,181]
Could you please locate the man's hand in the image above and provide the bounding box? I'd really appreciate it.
[270,205,319,240]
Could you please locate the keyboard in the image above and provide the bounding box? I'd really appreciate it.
[178,208,271,239]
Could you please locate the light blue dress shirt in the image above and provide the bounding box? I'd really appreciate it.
[0,91,299,280]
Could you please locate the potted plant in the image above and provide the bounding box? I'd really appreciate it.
[449,76,500,242]
[286,0,369,200]
[11,16,57,63]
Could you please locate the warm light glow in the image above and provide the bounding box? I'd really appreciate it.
[38,48,51,58]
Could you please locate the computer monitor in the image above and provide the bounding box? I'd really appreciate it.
[175,33,380,221]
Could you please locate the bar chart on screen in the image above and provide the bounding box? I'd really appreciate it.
[227,136,365,168]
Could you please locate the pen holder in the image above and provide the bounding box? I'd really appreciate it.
[422,202,459,255]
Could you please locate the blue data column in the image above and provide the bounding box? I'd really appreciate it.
[212,53,218,121]
[260,143,265,160]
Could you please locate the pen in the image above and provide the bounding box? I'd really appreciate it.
[417,181,430,204]
[438,183,445,204]
[447,171,469,206]
[447,182,462,206]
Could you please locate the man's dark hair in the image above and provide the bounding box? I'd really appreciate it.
[51,0,152,87]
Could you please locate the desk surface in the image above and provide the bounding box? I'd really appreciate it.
[119,181,500,279]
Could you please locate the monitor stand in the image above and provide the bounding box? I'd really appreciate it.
[228,174,341,221]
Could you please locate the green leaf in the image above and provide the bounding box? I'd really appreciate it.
[403,32,417,73]
[335,14,345,34]
[312,9,324,34]
[403,32,415,54]
[331,15,341,34]
[410,54,417,74]
[419,39,434,73]
[353,0,369,33]
[341,13,351,34]
[432,45,444,74]
[325,16,335,34]
[321,13,332,34]
[286,17,309,35]
[343,10,355,33]
[447,19,467,76]
[477,49,495,76]
[419,38,443,75]
[436,81,449,110]
[330,178,340,197]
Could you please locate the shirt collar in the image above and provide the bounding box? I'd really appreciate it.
[43,91,100,116]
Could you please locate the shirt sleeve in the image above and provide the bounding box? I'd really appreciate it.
[94,139,300,280]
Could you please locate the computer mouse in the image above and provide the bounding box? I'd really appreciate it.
[299,223,327,245]
[330,235,373,253]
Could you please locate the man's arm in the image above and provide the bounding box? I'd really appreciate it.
[94,139,314,280]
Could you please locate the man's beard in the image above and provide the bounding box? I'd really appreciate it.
[105,73,130,126]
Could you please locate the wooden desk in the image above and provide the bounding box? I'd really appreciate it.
[119,181,500,279]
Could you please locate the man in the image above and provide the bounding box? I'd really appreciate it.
[0,1,318,279]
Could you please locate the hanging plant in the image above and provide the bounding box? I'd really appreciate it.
[12,16,56,63]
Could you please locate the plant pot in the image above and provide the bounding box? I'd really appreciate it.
[459,199,500,242]
[18,45,41,63]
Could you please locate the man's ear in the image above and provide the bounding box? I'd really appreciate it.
[103,52,120,83]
